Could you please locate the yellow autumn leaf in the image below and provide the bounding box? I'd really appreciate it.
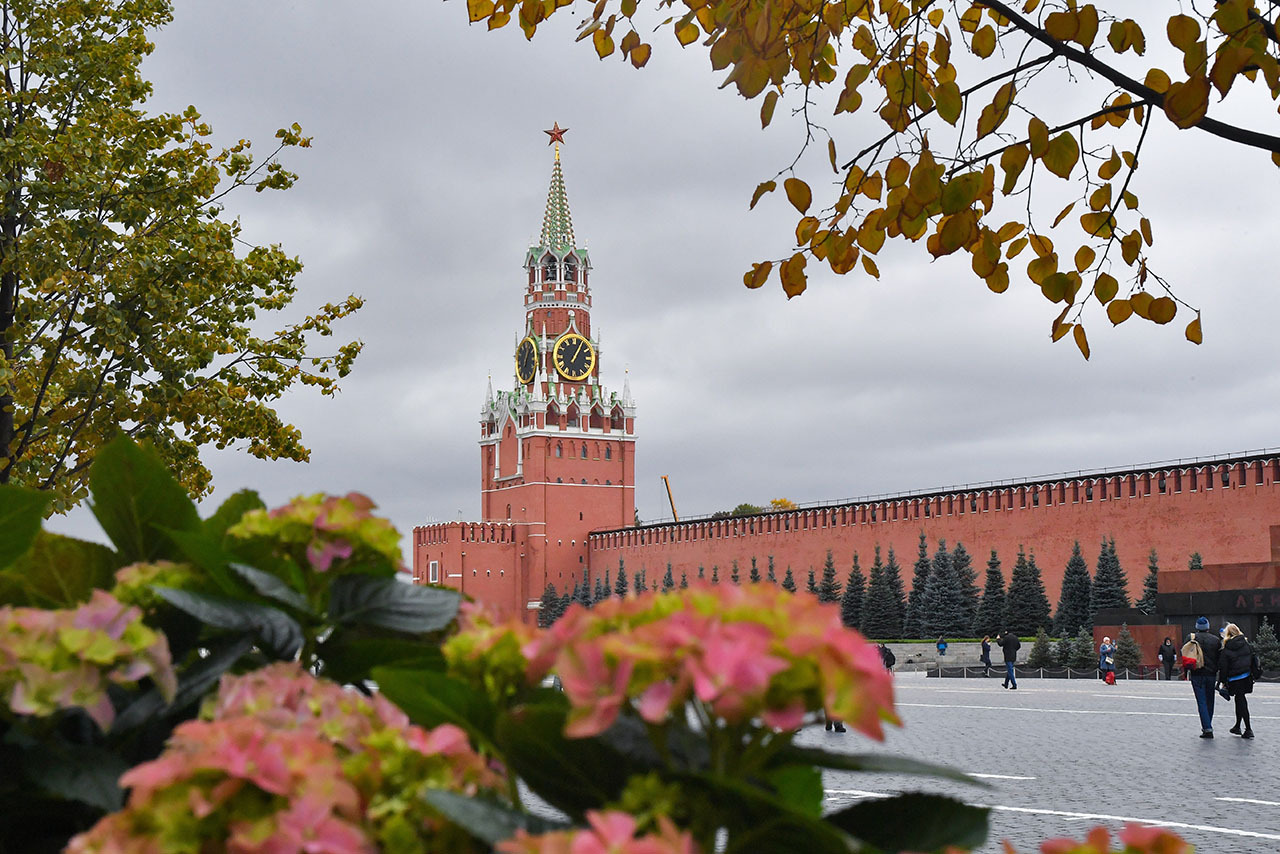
[999,144,1029,194]
[1149,296,1177,324]
[1093,273,1118,304]
[1163,75,1210,128]
[1166,14,1200,51]
[783,177,811,213]
[1107,298,1133,325]
[1129,290,1154,318]
[743,260,772,289]
[935,80,962,125]
[886,157,910,188]
[1186,315,1203,344]
[1041,132,1079,179]
[1074,246,1095,272]
[972,25,996,57]
[861,254,880,278]
[1027,117,1049,157]
[1073,324,1090,359]
[760,90,779,128]
[749,180,776,210]
[780,252,807,297]
[795,216,820,244]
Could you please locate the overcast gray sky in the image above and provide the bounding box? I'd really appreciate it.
[48,2,1280,558]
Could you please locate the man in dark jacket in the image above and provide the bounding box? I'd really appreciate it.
[1187,616,1222,738]
[999,630,1021,689]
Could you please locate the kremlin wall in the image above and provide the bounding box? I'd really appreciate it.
[413,136,1280,639]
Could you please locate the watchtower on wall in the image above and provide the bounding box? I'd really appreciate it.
[413,132,637,621]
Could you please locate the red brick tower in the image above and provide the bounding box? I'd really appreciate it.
[476,135,637,600]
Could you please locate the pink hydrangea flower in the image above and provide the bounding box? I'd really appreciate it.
[497,811,698,854]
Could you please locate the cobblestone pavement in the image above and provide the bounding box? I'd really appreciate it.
[808,672,1280,854]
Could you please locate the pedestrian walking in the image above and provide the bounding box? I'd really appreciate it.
[1218,623,1255,739]
[823,714,846,734]
[1157,637,1176,681]
[999,629,1020,689]
[1183,616,1222,738]
[1098,636,1116,684]
[980,636,993,676]
[936,637,948,657]
[878,642,896,671]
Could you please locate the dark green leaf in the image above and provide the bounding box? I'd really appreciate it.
[421,790,570,845]
[0,532,121,608]
[112,636,255,733]
[328,575,459,633]
[595,713,710,772]
[374,666,496,748]
[88,436,200,563]
[0,485,51,571]
[827,792,989,853]
[320,633,443,685]
[163,528,239,595]
[202,489,265,541]
[776,747,988,787]
[155,588,302,659]
[678,771,852,854]
[764,764,823,819]
[18,741,126,812]
[494,703,636,819]
[228,562,309,612]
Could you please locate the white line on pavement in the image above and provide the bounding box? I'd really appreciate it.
[967,773,1037,780]
[896,701,1280,720]
[821,790,1280,841]
[1217,797,1280,807]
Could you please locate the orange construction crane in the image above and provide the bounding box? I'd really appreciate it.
[661,475,679,522]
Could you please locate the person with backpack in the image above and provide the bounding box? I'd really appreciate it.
[999,629,1021,689]
[1218,623,1256,739]
[1098,636,1116,684]
[879,643,896,671]
[1183,616,1222,738]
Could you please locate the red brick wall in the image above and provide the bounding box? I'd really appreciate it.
[589,458,1280,610]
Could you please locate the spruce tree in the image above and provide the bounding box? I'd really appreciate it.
[766,555,777,584]
[922,540,968,637]
[1188,552,1204,571]
[1115,624,1142,672]
[841,553,866,630]
[662,562,675,592]
[781,567,797,593]
[1027,628,1054,668]
[1004,547,1051,636]
[806,567,819,596]
[559,590,572,620]
[711,565,720,585]
[680,570,688,589]
[1053,541,1093,637]
[973,550,1006,639]
[730,559,741,585]
[1091,536,1130,621]
[698,564,706,581]
[575,579,592,608]
[614,559,629,598]
[593,577,604,603]
[1069,625,1097,669]
[603,570,612,599]
[817,551,842,603]
[634,571,644,594]
[1136,549,1159,615]
[861,546,902,639]
[1055,634,1074,668]
[539,582,558,628]
[1254,617,1280,670]
[904,532,932,639]
[952,542,980,633]
[749,556,762,584]
[883,547,907,637]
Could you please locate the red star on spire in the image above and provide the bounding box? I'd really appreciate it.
[544,122,569,145]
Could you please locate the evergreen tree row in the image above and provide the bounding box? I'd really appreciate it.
[539,536,1191,636]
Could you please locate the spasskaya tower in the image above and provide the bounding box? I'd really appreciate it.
[412,126,637,621]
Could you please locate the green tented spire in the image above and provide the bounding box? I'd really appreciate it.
[539,156,576,251]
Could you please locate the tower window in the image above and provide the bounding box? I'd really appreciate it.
[556,477,563,483]
[581,478,587,484]
[581,444,588,459]
[605,446,612,460]
[564,257,577,282]
[555,443,562,458]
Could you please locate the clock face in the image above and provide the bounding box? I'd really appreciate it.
[515,337,538,385]
[553,333,596,381]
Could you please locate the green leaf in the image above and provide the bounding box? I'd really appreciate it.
[421,790,570,845]
[202,489,265,541]
[375,666,497,748]
[776,746,988,787]
[155,587,302,659]
[328,575,460,634]
[764,764,823,819]
[493,703,637,819]
[0,485,51,571]
[827,792,989,852]
[0,531,121,608]
[677,771,851,854]
[320,632,444,685]
[228,562,309,612]
[88,436,200,563]
[111,636,255,733]
[18,740,127,813]
[163,528,240,595]
[594,712,710,772]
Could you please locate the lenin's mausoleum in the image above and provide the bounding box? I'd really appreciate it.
[413,136,1280,643]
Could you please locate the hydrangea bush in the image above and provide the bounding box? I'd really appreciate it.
[0,437,1194,854]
